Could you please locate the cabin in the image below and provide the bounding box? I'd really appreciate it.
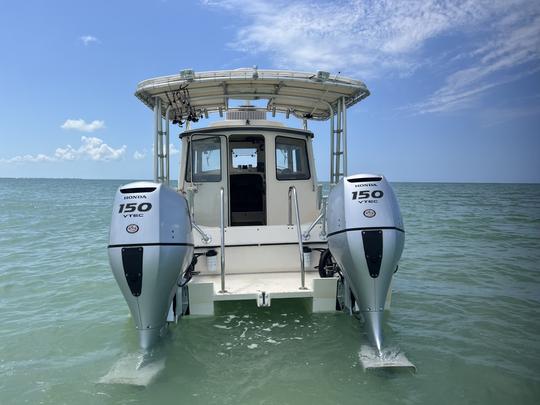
[179,106,320,228]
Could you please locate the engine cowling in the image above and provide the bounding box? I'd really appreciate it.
[108,182,193,349]
[327,174,404,353]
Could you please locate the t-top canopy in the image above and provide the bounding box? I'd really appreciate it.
[135,68,370,122]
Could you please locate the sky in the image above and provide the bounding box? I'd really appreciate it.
[0,0,539,183]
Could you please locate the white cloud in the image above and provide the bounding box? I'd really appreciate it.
[0,136,126,164]
[133,150,146,160]
[411,12,540,114]
[150,143,180,156]
[204,0,540,113]
[204,0,487,75]
[80,35,99,45]
[0,154,56,163]
[55,136,126,161]
[61,119,105,132]
[169,143,180,156]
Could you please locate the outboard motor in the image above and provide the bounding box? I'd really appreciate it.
[327,174,404,354]
[108,182,193,349]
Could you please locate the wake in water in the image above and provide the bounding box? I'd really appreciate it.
[98,350,166,386]
[359,345,416,371]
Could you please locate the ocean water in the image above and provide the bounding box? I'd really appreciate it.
[0,179,539,404]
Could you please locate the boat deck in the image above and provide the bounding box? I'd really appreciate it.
[195,271,317,299]
[186,271,338,315]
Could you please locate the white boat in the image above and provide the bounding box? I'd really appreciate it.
[106,68,413,381]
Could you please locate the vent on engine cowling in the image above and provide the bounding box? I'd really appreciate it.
[120,187,156,194]
[347,177,382,183]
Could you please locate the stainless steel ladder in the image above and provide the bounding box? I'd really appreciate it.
[330,97,348,184]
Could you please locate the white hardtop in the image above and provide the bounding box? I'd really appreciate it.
[135,68,370,122]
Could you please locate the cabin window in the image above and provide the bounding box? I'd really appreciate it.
[185,137,222,182]
[275,136,310,180]
[232,147,257,169]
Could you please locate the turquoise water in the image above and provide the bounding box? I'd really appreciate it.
[1,179,539,404]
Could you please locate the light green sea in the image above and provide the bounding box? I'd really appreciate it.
[1,179,539,404]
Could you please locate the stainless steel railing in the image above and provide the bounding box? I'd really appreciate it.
[219,187,227,293]
[302,197,327,240]
[190,188,226,292]
[192,222,212,244]
[288,186,307,290]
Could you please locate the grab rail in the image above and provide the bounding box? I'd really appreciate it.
[321,197,327,238]
[192,222,211,244]
[302,198,327,240]
[219,187,227,293]
[288,186,307,290]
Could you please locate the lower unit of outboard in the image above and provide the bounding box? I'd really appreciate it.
[327,174,404,354]
[108,182,193,349]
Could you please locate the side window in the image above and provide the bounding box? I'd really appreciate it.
[186,137,222,182]
[275,136,311,180]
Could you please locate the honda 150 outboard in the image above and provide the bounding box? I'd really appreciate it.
[108,182,193,349]
[327,174,404,355]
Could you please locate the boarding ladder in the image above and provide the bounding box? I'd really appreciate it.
[153,97,171,184]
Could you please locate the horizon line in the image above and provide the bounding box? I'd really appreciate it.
[1,176,539,185]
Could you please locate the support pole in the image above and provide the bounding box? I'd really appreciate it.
[330,112,335,184]
[153,97,160,182]
[157,101,163,183]
[177,123,182,192]
[335,98,342,183]
[165,106,171,185]
[342,97,348,178]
